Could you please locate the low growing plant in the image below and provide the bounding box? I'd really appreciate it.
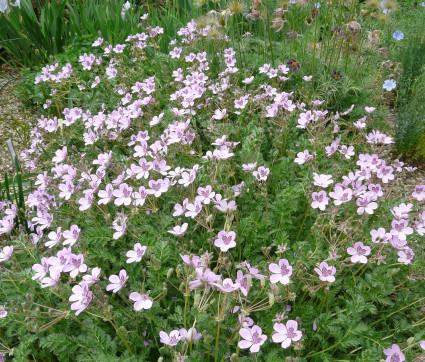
[1,5,425,362]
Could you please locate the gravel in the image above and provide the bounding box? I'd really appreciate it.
[0,64,35,177]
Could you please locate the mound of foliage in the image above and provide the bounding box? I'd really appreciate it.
[1,5,425,362]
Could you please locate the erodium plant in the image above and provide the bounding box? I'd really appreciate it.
[1,12,425,362]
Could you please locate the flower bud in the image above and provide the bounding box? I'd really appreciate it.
[194,293,201,308]
[268,292,275,306]
[167,268,174,278]
[247,275,252,285]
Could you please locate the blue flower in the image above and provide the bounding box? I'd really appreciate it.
[314,2,321,8]
[383,79,397,91]
[393,31,404,41]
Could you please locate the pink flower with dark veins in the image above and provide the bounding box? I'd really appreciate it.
[113,183,133,206]
[314,261,336,282]
[311,191,329,211]
[272,320,302,349]
[129,292,153,311]
[45,227,63,248]
[212,278,240,293]
[214,230,237,252]
[63,225,81,246]
[370,228,390,244]
[253,166,270,182]
[0,245,13,263]
[98,184,114,205]
[189,268,221,290]
[69,281,93,315]
[159,330,181,346]
[238,325,267,353]
[383,344,405,362]
[126,243,147,263]
[269,259,293,285]
[412,184,425,201]
[397,248,414,265]
[329,185,352,205]
[390,219,413,241]
[63,254,87,278]
[32,257,50,280]
[347,242,371,264]
[106,269,128,293]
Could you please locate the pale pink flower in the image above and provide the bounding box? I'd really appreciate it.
[269,259,293,285]
[238,325,267,353]
[390,219,413,241]
[356,195,378,215]
[365,106,375,113]
[311,191,329,211]
[234,95,249,109]
[82,267,101,285]
[40,266,62,288]
[212,278,240,293]
[329,185,352,205]
[69,281,92,315]
[45,228,63,248]
[0,246,13,262]
[0,308,7,318]
[32,257,50,280]
[212,109,227,120]
[412,185,425,201]
[168,223,188,236]
[339,145,355,159]
[377,165,394,183]
[63,254,87,278]
[370,228,390,244]
[185,200,202,218]
[63,225,81,246]
[214,199,237,213]
[129,292,153,311]
[242,162,257,172]
[214,230,237,252]
[52,146,67,163]
[113,183,133,206]
[197,185,215,204]
[253,166,270,182]
[126,243,147,263]
[236,271,250,297]
[180,254,206,268]
[313,173,333,188]
[383,344,405,362]
[189,268,221,290]
[294,150,315,165]
[98,184,114,205]
[272,320,302,349]
[397,248,414,265]
[169,47,182,59]
[159,330,181,346]
[106,269,128,293]
[314,261,336,282]
[347,242,371,264]
[179,328,202,342]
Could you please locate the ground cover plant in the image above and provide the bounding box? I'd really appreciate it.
[1,0,425,361]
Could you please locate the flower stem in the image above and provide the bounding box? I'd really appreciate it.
[214,320,221,362]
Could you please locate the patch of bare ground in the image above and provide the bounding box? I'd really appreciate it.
[0,64,35,178]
